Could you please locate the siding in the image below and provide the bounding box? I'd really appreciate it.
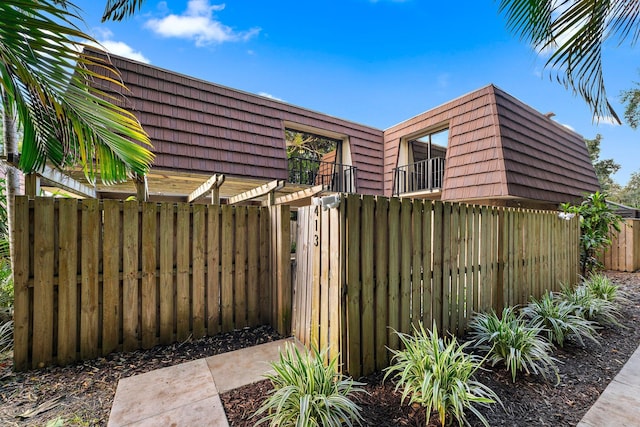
[383,86,506,199]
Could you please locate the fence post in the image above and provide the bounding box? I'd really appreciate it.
[496,209,505,313]
[270,204,291,336]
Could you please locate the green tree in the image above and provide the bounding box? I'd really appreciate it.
[618,171,640,208]
[584,134,621,194]
[621,79,640,129]
[498,0,640,123]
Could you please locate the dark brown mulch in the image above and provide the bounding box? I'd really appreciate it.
[0,325,282,426]
[221,271,640,427]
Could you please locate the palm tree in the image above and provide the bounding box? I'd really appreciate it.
[498,0,640,124]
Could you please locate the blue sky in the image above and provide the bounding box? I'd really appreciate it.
[76,0,639,184]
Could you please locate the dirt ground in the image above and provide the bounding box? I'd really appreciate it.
[1,271,639,426]
[222,271,640,427]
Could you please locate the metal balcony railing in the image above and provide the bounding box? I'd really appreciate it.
[288,157,357,193]
[393,157,445,196]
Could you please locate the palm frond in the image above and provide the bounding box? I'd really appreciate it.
[497,0,640,123]
[1,0,154,184]
[102,0,146,22]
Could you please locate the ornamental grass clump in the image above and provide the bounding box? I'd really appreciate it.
[522,292,599,347]
[560,281,621,327]
[384,322,501,427]
[584,273,625,303]
[469,307,558,383]
[254,343,364,427]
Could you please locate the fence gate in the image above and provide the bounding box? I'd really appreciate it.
[291,203,344,365]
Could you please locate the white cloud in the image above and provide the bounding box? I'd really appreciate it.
[258,92,284,102]
[145,0,260,47]
[88,28,150,63]
[594,115,622,126]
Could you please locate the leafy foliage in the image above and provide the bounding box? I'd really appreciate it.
[498,0,640,122]
[585,135,621,194]
[585,273,625,303]
[522,293,598,347]
[385,323,501,427]
[1,0,154,184]
[255,344,364,427]
[561,192,622,276]
[469,307,558,383]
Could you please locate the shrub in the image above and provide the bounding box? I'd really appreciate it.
[560,192,622,276]
[254,343,364,427]
[384,322,501,427]
[560,283,621,326]
[469,307,558,383]
[522,293,598,347]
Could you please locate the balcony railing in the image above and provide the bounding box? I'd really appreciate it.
[288,157,357,193]
[393,157,445,196]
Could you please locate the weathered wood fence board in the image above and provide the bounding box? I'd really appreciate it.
[292,195,580,377]
[13,197,290,370]
[601,219,640,272]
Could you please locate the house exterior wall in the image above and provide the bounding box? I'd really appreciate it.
[383,86,507,199]
[94,50,385,195]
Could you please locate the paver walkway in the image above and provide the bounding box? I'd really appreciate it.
[578,344,640,427]
[109,338,640,426]
[107,338,302,427]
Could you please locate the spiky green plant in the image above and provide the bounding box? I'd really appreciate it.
[254,344,364,427]
[469,307,558,383]
[560,283,621,327]
[522,293,599,347]
[384,322,501,427]
[584,273,625,303]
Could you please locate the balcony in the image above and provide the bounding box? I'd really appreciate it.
[288,157,357,193]
[393,157,445,196]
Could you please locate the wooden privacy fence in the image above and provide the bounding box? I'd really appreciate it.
[292,194,580,377]
[12,197,290,370]
[600,219,640,272]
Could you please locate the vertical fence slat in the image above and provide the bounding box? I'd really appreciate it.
[234,207,248,328]
[346,194,362,376]
[246,207,260,326]
[207,205,221,334]
[32,198,54,368]
[259,208,270,324]
[360,195,375,374]
[80,199,100,360]
[399,199,412,335]
[422,200,433,329]
[12,197,30,370]
[58,199,78,364]
[387,198,401,350]
[441,202,452,331]
[374,197,389,370]
[221,206,234,331]
[102,200,120,356]
[122,201,139,352]
[176,203,191,340]
[432,201,444,330]
[159,203,174,344]
[192,204,206,338]
[310,205,321,348]
[141,202,158,349]
[411,200,423,330]
[328,204,342,364]
[319,206,330,352]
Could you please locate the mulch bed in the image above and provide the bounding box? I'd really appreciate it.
[0,271,638,426]
[221,271,640,427]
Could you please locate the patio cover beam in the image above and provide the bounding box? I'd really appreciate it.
[187,174,225,203]
[267,184,325,206]
[227,179,285,205]
[40,165,97,198]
